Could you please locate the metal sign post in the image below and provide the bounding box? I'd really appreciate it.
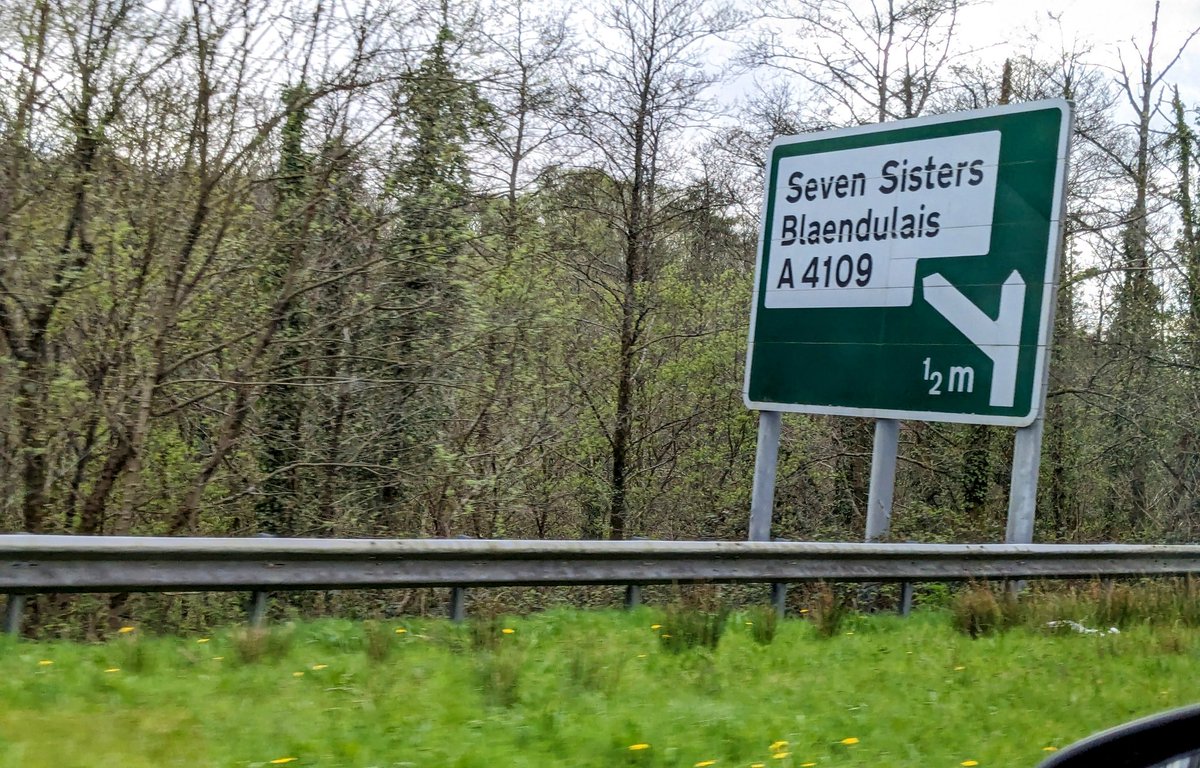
[1005,103,1072,552]
[748,410,782,543]
[1007,416,1044,544]
[865,418,900,541]
[748,410,786,615]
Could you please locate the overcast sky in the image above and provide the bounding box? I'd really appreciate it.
[704,0,1200,136]
[957,0,1199,106]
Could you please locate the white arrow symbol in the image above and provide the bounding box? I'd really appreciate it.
[921,270,1026,408]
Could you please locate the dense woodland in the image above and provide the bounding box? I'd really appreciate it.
[1,0,1199,554]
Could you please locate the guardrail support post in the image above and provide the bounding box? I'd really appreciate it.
[449,534,473,622]
[248,591,269,628]
[247,532,275,627]
[624,585,642,609]
[4,594,25,636]
[449,587,467,622]
[624,537,647,610]
[898,582,913,616]
[770,582,787,617]
[769,537,790,617]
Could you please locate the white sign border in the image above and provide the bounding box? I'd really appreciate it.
[742,98,1073,428]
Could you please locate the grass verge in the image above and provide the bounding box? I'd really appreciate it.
[0,606,1197,767]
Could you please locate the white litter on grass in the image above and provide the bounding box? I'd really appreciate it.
[1046,620,1120,635]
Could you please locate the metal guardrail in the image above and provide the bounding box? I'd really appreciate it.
[3,535,1200,590]
[2,536,1198,631]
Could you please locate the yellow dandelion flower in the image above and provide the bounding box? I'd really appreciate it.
[1042,747,1058,752]
[292,672,304,677]
[772,753,790,760]
[751,763,766,768]
[118,626,135,634]
[695,760,717,766]
[311,664,327,670]
[501,628,515,634]
[628,743,650,751]
[802,764,817,767]
[269,758,298,764]
[770,741,789,751]
[840,737,859,746]
[961,762,979,767]
[799,609,809,614]
[395,628,407,634]
[651,624,662,630]
[105,667,120,673]
[954,666,966,671]
[197,638,210,644]
[37,660,53,666]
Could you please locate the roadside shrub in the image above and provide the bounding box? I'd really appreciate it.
[811,583,847,638]
[113,629,153,673]
[952,584,1003,638]
[469,614,505,651]
[916,582,953,610]
[363,620,392,663]
[1155,626,1191,655]
[424,620,469,653]
[1095,583,1140,629]
[659,603,730,653]
[998,585,1026,627]
[566,644,622,694]
[1132,578,1200,628]
[476,648,523,707]
[1182,577,1200,623]
[1171,577,1200,626]
[232,626,293,664]
[746,605,779,646]
[1020,580,1200,631]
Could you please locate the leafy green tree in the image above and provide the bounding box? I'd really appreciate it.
[254,84,314,536]
[565,0,741,539]
[358,11,490,533]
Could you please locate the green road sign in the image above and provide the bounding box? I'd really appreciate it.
[744,100,1071,427]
